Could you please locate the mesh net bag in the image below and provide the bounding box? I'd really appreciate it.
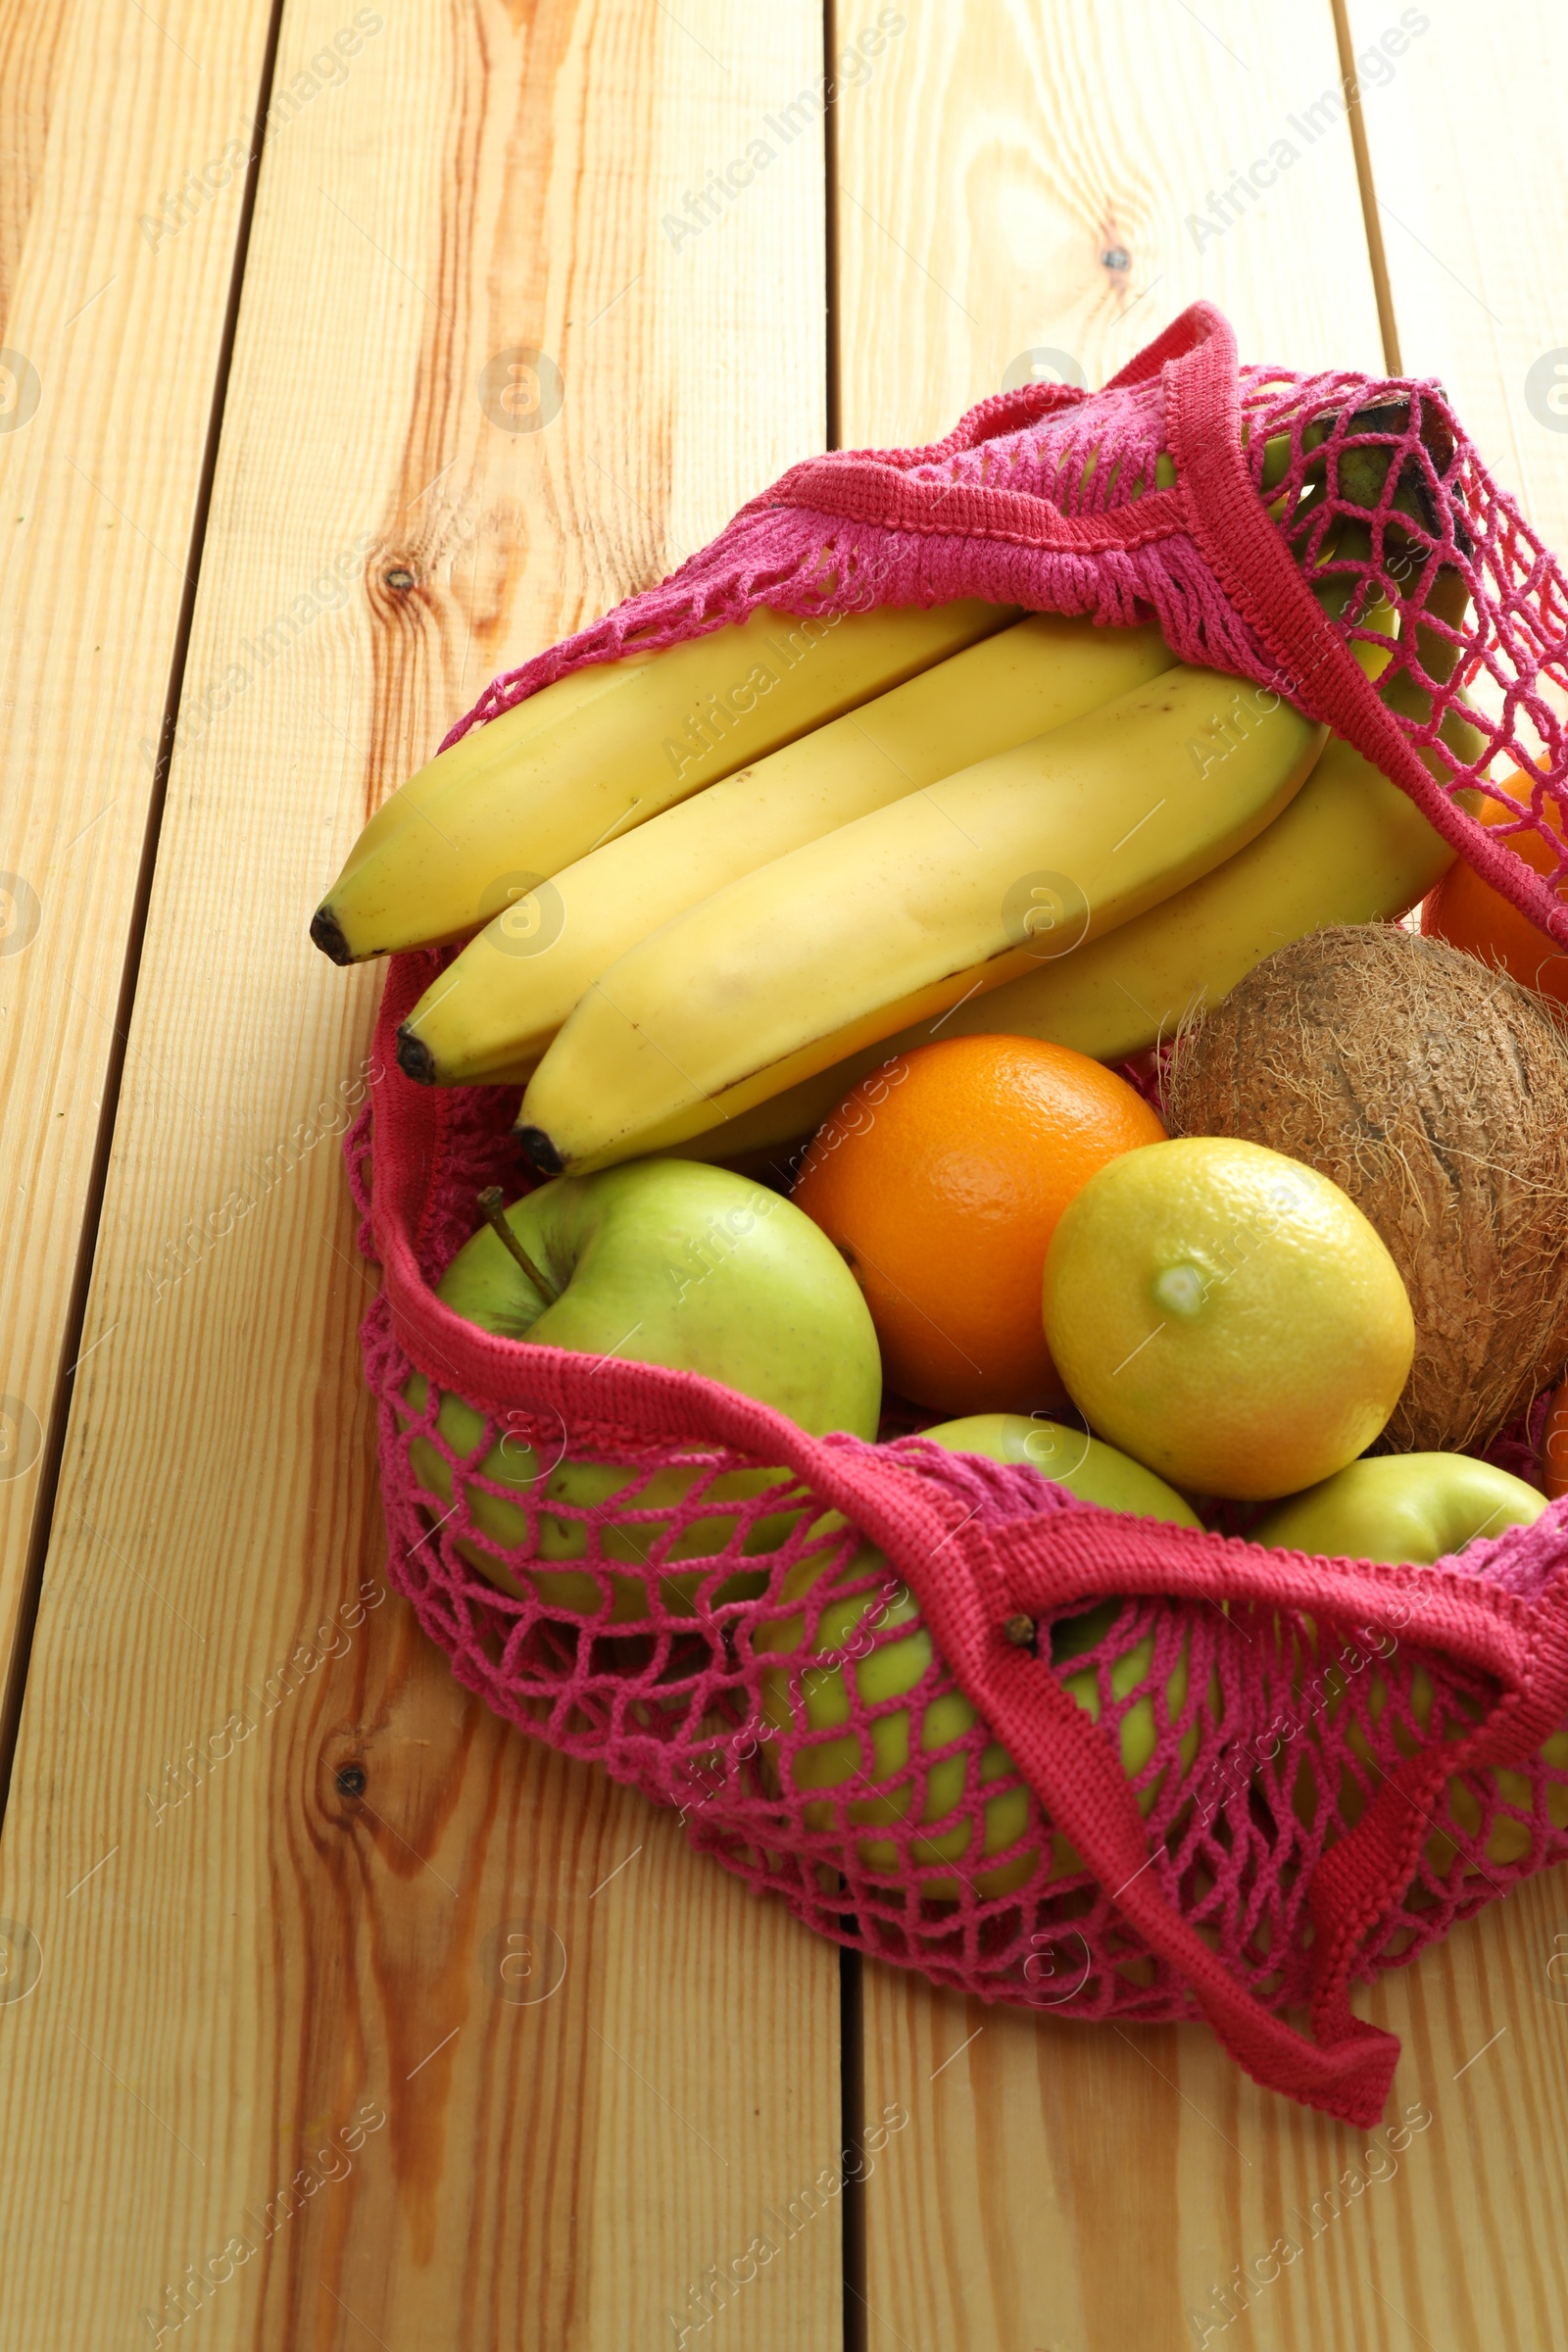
[346,303,1568,2126]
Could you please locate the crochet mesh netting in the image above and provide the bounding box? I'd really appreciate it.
[348,305,1568,2126]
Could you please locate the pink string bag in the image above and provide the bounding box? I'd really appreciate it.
[348,304,1568,2126]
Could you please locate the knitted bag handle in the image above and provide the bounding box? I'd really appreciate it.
[803,1443,1568,2129]
[768,300,1557,937]
[762,381,1185,555]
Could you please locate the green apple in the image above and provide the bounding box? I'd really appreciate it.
[400,1158,881,1618]
[920,1413,1201,1531]
[753,1416,1212,1899]
[754,1543,1040,1899]
[1251,1456,1552,1865]
[1250,1452,1546,1565]
[921,1411,1207,1789]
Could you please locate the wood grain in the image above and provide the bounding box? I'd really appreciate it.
[1346,0,1568,717]
[0,0,275,1744]
[0,4,843,2345]
[844,4,1568,2347]
[1344,0,1568,525]
[832,0,1386,452]
[861,1893,1568,2352]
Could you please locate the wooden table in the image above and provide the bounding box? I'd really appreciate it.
[2,3,1565,2343]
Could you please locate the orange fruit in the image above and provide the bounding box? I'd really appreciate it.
[791,1035,1165,1415]
[1420,780,1568,1003]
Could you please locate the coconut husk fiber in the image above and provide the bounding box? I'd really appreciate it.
[1165,925,1568,1455]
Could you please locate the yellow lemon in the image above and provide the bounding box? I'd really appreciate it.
[1041,1137,1413,1500]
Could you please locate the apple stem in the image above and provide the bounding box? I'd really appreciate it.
[476,1185,560,1305]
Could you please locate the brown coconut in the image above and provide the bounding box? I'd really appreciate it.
[1165,924,1568,1454]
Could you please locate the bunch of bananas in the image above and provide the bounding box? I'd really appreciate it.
[313,493,1475,1174]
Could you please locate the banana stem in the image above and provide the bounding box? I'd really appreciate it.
[1296,398,1471,564]
[476,1185,561,1305]
[1330,510,1470,674]
[1405,561,1472,688]
[1249,414,1332,495]
[1383,562,1486,774]
[1327,510,1486,777]
[1308,543,1376,631]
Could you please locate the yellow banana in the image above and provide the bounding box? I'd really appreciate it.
[517,665,1328,1173]
[396,612,1178,1086]
[673,722,1464,1165]
[311,596,1015,964]
[671,587,1479,1170]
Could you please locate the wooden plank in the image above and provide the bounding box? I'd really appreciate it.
[0,5,845,2346]
[837,4,1568,2347]
[1343,0,1568,524]
[832,0,1386,455]
[0,0,276,1725]
[1343,0,1568,702]
[862,1927,1568,2349]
